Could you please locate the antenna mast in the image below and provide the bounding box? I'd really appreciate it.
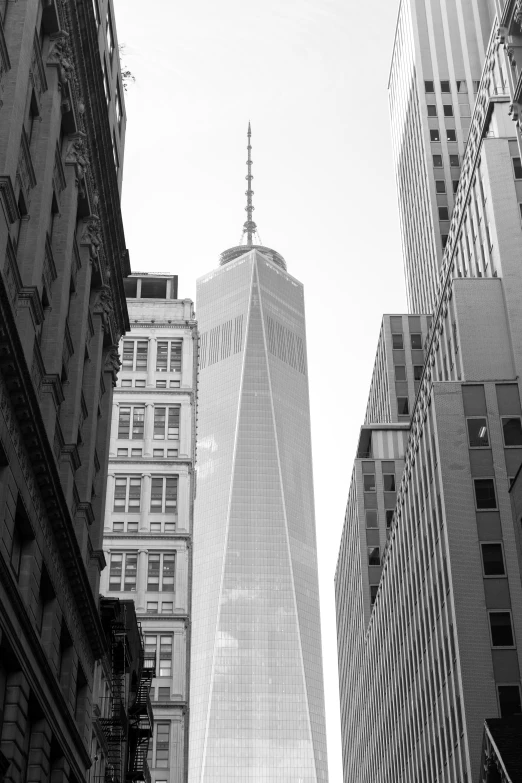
[243,122,257,246]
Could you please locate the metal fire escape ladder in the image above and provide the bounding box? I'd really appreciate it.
[126,623,155,783]
[101,620,128,783]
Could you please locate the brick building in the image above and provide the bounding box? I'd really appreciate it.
[100,273,197,783]
[0,2,132,783]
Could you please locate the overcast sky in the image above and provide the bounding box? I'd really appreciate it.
[112,0,407,776]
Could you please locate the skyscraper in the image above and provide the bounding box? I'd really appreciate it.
[336,5,522,782]
[389,0,494,313]
[188,128,329,782]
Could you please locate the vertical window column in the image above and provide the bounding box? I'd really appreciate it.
[144,403,154,458]
[179,402,190,458]
[136,549,148,613]
[146,338,156,387]
[105,474,115,533]
[140,473,152,531]
[109,402,120,457]
[181,334,193,388]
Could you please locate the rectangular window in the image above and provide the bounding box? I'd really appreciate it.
[109,553,137,591]
[368,547,380,566]
[155,723,170,768]
[513,157,522,179]
[115,82,123,129]
[425,81,434,93]
[159,636,172,676]
[411,333,423,349]
[156,340,183,373]
[498,685,522,717]
[113,521,124,532]
[146,602,158,614]
[122,341,148,371]
[474,478,497,510]
[114,476,142,512]
[427,105,437,117]
[162,602,173,614]
[435,180,446,194]
[397,397,410,415]
[131,448,142,457]
[430,129,440,142]
[370,585,378,605]
[386,510,394,528]
[449,154,460,167]
[365,510,378,528]
[481,543,505,576]
[363,474,376,492]
[414,365,423,381]
[433,155,443,167]
[112,131,119,174]
[395,365,406,381]
[440,80,450,93]
[447,129,457,142]
[102,59,110,103]
[147,554,175,592]
[135,379,146,388]
[453,180,459,194]
[438,207,449,221]
[156,380,166,389]
[383,474,396,492]
[117,448,128,457]
[121,379,132,388]
[502,417,522,446]
[153,406,180,440]
[157,689,170,701]
[150,477,178,513]
[392,333,403,349]
[443,105,453,117]
[106,5,115,61]
[118,406,145,439]
[467,417,489,447]
[489,612,515,647]
[153,449,164,458]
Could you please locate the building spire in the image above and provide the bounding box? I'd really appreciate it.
[243,122,257,246]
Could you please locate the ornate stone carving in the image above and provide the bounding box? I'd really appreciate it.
[65,134,89,180]
[104,346,121,385]
[47,31,74,85]
[80,216,102,258]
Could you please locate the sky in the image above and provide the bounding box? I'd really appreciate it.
[112,0,407,777]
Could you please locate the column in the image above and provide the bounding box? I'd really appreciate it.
[176,470,189,534]
[146,338,157,388]
[136,549,148,613]
[109,402,120,457]
[179,402,191,459]
[176,544,188,612]
[172,626,186,700]
[140,474,151,532]
[104,474,115,532]
[144,403,154,458]
[1,670,30,782]
[181,334,193,389]
[26,718,52,783]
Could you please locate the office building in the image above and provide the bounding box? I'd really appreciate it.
[0,2,131,783]
[336,6,522,783]
[101,273,197,783]
[188,129,329,782]
[389,0,494,313]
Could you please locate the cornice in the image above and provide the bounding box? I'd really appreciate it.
[128,322,197,330]
[103,533,191,541]
[107,459,194,467]
[113,389,195,397]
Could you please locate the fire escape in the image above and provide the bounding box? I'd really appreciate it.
[100,620,128,783]
[126,635,155,783]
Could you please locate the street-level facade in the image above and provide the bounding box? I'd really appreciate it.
[101,274,197,783]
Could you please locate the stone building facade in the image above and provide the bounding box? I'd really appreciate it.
[101,273,197,783]
[0,2,131,783]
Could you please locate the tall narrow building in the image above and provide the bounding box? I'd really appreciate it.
[189,128,329,782]
[389,0,494,313]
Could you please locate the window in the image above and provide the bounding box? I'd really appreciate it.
[135,379,146,388]
[427,105,437,117]
[439,207,449,221]
[146,602,158,614]
[433,155,443,168]
[430,129,440,142]
[474,478,497,509]
[435,180,446,194]
[102,59,110,104]
[397,397,410,415]
[144,635,172,676]
[414,365,423,381]
[498,685,522,717]
[392,333,403,349]
[170,380,180,389]
[502,417,522,446]
[150,477,178,513]
[157,688,170,701]
[440,80,450,93]
[147,553,175,591]
[395,365,406,381]
[366,510,378,528]
[441,234,448,248]
[425,81,434,93]
[115,82,123,129]
[383,474,396,492]
[411,333,422,349]
[106,4,115,61]
[108,553,137,591]
[363,474,376,492]
[117,448,128,457]
[154,406,180,440]
[122,340,148,371]
[114,476,142,512]
[449,154,460,167]
[162,602,173,614]
[155,723,170,768]
[513,157,522,179]
[447,129,457,142]
[370,585,378,605]
[167,449,178,458]
[141,279,167,298]
[113,521,124,532]
[156,340,182,372]
[156,380,166,389]
[481,544,505,576]
[467,418,489,447]
[368,547,380,566]
[121,379,132,387]
[443,105,453,117]
[153,449,164,458]
[131,448,142,457]
[112,131,119,174]
[92,0,101,25]
[386,510,394,528]
[10,502,32,579]
[489,613,515,647]
[453,180,459,194]
[118,406,145,439]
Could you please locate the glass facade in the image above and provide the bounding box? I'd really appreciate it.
[189,249,328,781]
